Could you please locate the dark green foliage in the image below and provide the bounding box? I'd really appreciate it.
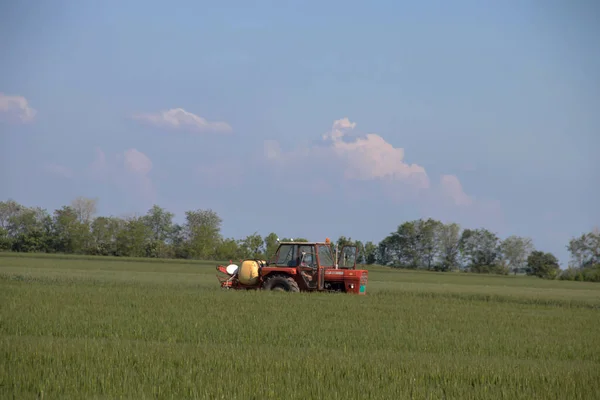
[527,251,560,279]
[2,198,599,282]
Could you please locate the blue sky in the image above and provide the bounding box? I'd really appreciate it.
[1,0,598,266]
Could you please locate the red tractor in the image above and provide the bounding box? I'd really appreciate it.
[216,238,368,294]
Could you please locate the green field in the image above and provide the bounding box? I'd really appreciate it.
[1,253,599,399]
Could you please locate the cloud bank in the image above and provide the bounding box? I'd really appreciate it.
[0,93,37,123]
[259,117,504,228]
[264,117,469,203]
[131,108,232,133]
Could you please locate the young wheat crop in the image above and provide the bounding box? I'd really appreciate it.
[1,254,599,399]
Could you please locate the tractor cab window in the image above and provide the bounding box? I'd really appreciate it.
[317,244,334,267]
[298,245,317,268]
[339,246,358,269]
[274,244,297,267]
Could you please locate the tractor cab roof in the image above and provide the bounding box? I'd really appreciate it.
[277,238,333,246]
[277,241,330,246]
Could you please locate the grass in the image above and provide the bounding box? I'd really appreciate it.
[1,253,599,399]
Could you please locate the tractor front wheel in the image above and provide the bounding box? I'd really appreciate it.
[262,274,300,292]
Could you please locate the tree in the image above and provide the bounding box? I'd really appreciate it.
[354,240,365,264]
[0,200,24,230]
[142,205,174,243]
[459,228,502,273]
[377,236,395,266]
[437,222,461,271]
[500,235,534,275]
[9,206,53,253]
[387,221,421,268]
[263,232,279,261]
[0,226,10,251]
[53,206,83,253]
[567,228,600,269]
[382,218,443,269]
[336,236,354,249]
[70,196,98,225]
[2,196,597,283]
[89,216,122,256]
[170,223,189,259]
[527,250,560,279]
[185,209,222,259]
[364,241,377,265]
[216,238,242,261]
[239,232,264,258]
[116,216,151,257]
[416,218,443,270]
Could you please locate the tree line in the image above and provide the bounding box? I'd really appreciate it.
[1,197,598,282]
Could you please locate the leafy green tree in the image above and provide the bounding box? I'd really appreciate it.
[9,206,53,253]
[215,238,242,261]
[52,206,93,254]
[89,216,123,256]
[382,218,442,269]
[140,205,175,258]
[567,228,600,268]
[527,250,560,279]
[0,200,24,231]
[239,232,264,258]
[115,216,151,257]
[386,221,420,268]
[500,235,534,275]
[3,196,596,282]
[364,241,377,264]
[170,223,190,259]
[354,240,365,264]
[459,228,502,273]
[377,236,395,266]
[263,232,279,261]
[417,218,443,270]
[0,227,10,250]
[185,209,222,259]
[437,222,461,271]
[142,205,174,242]
[336,236,354,248]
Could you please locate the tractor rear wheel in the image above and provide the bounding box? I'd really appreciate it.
[263,274,300,292]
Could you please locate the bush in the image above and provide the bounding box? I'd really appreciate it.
[559,265,600,282]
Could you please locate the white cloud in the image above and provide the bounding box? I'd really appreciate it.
[266,117,430,190]
[122,149,152,175]
[0,93,36,123]
[262,117,489,212]
[131,108,232,133]
[440,174,473,206]
[327,118,430,189]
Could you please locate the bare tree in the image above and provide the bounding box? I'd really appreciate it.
[70,196,98,224]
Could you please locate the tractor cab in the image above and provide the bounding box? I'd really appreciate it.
[267,239,358,290]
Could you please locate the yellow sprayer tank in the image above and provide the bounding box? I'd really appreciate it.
[238,259,266,285]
